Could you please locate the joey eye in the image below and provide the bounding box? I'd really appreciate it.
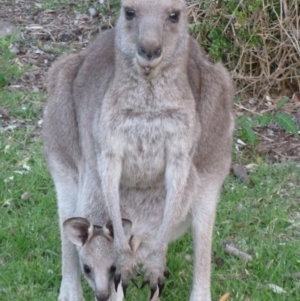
[169,11,180,23]
[83,264,91,274]
[125,8,135,20]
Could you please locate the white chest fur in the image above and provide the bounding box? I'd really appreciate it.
[97,74,196,188]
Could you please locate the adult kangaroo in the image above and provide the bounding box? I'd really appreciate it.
[42,0,234,301]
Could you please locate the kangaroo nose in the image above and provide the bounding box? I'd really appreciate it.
[138,45,162,60]
[95,292,110,301]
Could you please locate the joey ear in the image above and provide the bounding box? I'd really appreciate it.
[103,219,133,241]
[63,217,94,246]
[129,236,141,254]
[122,219,132,240]
[103,220,114,241]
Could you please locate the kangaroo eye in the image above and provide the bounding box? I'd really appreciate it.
[83,264,91,274]
[125,8,135,20]
[169,11,180,23]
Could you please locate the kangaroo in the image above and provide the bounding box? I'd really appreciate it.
[42,0,234,301]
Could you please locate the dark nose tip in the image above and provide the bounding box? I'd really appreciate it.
[96,292,110,301]
[138,45,162,60]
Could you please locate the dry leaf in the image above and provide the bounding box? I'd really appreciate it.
[267,284,287,294]
[219,292,230,301]
[21,192,31,201]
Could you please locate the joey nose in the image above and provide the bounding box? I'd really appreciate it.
[95,292,110,301]
[138,45,162,61]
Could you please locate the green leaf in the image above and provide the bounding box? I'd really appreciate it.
[0,72,8,88]
[276,97,289,110]
[235,114,249,127]
[273,113,298,136]
[241,124,258,144]
[3,51,15,61]
[258,113,271,127]
[188,23,201,32]
[233,95,242,103]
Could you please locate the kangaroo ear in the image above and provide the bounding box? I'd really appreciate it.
[63,217,94,246]
[103,219,133,241]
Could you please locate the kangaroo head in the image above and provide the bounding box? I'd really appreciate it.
[63,217,140,301]
[116,0,189,80]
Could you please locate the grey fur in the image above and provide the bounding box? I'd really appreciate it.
[42,1,234,300]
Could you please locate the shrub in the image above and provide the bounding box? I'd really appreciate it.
[188,0,300,98]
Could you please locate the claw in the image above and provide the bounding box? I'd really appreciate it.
[122,282,128,298]
[131,277,139,289]
[158,278,165,297]
[140,279,150,289]
[164,269,170,279]
[114,274,121,292]
[149,285,157,301]
[110,265,116,275]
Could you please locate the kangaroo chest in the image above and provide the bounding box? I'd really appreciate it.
[101,78,195,188]
[120,110,180,187]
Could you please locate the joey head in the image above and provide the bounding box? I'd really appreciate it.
[63,218,140,301]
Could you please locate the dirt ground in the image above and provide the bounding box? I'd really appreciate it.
[0,0,299,162]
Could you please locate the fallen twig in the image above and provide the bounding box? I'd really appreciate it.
[222,242,253,261]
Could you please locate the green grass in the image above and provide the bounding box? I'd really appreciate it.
[0,35,31,88]
[0,90,59,300]
[212,164,300,300]
[1,88,300,301]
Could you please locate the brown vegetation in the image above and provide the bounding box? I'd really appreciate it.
[188,0,300,99]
